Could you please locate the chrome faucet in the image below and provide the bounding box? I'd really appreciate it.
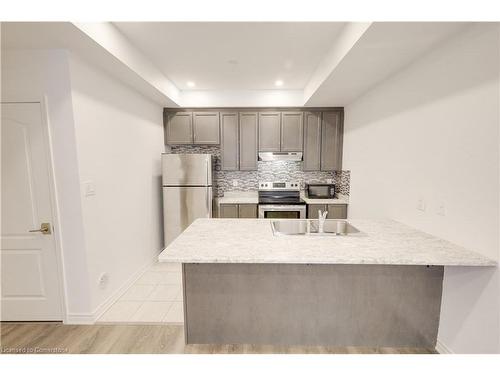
[318,210,328,233]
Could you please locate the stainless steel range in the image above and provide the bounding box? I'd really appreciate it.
[258,181,306,219]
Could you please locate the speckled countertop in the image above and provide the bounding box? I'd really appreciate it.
[214,191,349,205]
[215,191,258,204]
[158,218,496,266]
[299,192,349,205]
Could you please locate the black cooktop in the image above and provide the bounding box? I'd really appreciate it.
[258,190,306,205]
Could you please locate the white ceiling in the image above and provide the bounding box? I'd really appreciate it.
[113,22,346,90]
[1,22,471,107]
[305,22,470,106]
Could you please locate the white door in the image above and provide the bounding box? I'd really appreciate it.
[1,102,63,321]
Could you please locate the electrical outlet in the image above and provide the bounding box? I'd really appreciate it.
[436,204,446,216]
[326,178,334,184]
[417,198,426,212]
[98,273,109,289]
[232,179,238,187]
[83,180,96,197]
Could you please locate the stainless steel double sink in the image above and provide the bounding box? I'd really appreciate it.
[271,219,360,236]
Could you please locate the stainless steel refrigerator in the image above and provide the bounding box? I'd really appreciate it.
[161,153,213,247]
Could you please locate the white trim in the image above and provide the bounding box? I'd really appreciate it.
[64,257,157,324]
[92,256,158,322]
[435,339,454,354]
[65,313,96,325]
[1,98,68,323]
[39,96,69,323]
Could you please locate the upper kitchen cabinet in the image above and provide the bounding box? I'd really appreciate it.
[239,112,258,170]
[258,111,303,152]
[258,112,281,151]
[303,111,322,171]
[165,112,193,144]
[193,112,220,144]
[281,112,304,151]
[321,111,343,171]
[220,112,239,170]
[164,111,220,145]
[220,112,258,171]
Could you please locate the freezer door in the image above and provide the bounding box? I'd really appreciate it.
[162,154,212,186]
[163,186,212,246]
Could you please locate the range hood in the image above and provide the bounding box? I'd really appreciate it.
[258,152,303,162]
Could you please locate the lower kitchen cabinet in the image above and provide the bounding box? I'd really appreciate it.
[327,204,348,220]
[238,204,258,218]
[307,204,348,219]
[219,204,239,218]
[219,203,258,218]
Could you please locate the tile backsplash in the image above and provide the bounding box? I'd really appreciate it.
[168,145,350,198]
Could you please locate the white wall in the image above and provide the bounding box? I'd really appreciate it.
[68,54,164,313]
[2,48,165,320]
[1,49,93,317]
[343,24,500,353]
[180,89,304,107]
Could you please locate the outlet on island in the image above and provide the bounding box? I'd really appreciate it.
[417,198,426,212]
[436,204,446,216]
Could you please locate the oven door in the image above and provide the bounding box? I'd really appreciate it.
[258,205,306,219]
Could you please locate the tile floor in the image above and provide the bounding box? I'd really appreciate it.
[98,262,184,324]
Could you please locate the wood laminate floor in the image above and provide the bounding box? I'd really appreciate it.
[0,323,437,354]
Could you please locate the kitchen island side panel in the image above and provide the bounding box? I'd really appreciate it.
[183,263,443,347]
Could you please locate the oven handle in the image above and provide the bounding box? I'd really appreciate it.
[258,204,307,218]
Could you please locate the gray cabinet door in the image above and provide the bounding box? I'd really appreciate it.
[321,111,343,171]
[239,112,258,171]
[303,112,322,171]
[219,204,239,218]
[281,112,303,151]
[307,204,327,219]
[166,112,193,144]
[238,204,258,218]
[220,112,239,170]
[193,112,220,144]
[258,112,281,151]
[327,204,348,219]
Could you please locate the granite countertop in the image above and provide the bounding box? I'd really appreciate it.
[300,192,349,205]
[214,191,349,205]
[215,191,258,204]
[158,218,496,267]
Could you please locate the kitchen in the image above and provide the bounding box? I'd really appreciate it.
[157,108,495,349]
[1,17,499,361]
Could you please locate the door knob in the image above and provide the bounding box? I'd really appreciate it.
[29,223,52,235]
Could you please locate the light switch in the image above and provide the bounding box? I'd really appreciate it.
[83,181,96,197]
[436,204,446,216]
[417,198,426,212]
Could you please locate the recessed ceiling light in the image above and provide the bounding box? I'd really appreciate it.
[187,81,196,88]
[275,80,284,87]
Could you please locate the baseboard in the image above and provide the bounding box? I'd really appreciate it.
[65,255,158,325]
[92,256,158,322]
[65,313,96,325]
[435,339,454,354]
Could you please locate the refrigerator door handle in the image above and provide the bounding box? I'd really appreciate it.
[206,188,212,218]
[206,158,209,185]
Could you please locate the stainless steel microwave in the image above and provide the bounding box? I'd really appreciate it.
[306,184,336,199]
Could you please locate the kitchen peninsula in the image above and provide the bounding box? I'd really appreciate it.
[158,218,495,348]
